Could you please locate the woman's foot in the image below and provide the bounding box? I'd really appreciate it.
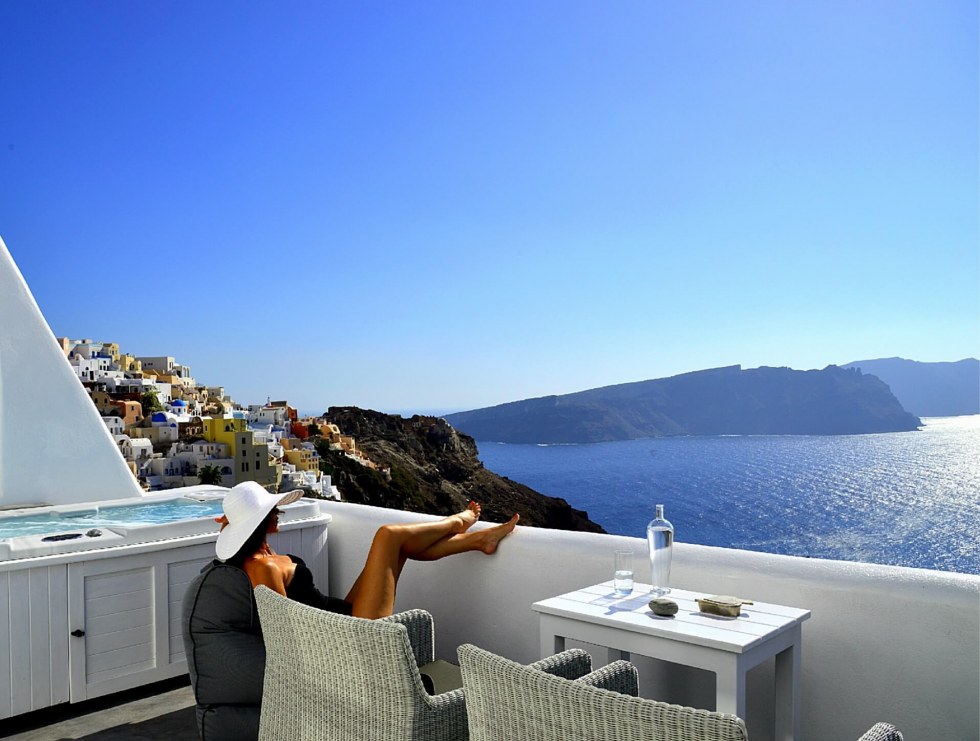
[450,501,482,533]
[477,513,520,554]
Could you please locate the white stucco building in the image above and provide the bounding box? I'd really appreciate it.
[101,415,126,436]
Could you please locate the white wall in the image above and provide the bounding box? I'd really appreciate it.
[0,237,144,507]
[318,500,979,741]
[101,416,125,436]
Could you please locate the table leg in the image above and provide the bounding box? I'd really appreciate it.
[539,617,566,658]
[714,666,746,720]
[774,628,802,741]
[606,648,630,664]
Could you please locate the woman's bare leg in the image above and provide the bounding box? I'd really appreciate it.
[345,503,490,618]
[411,514,520,561]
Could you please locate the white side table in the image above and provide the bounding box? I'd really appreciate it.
[533,582,810,741]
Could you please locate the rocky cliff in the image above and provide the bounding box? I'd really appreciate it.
[843,357,979,417]
[316,407,604,533]
[445,365,922,443]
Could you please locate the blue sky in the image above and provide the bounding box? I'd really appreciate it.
[2,2,977,415]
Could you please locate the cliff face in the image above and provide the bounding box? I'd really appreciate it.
[317,406,604,533]
[445,365,923,444]
[843,357,980,417]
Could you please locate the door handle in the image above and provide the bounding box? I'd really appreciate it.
[70,629,85,637]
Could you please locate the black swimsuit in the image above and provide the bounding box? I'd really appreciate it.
[285,554,353,615]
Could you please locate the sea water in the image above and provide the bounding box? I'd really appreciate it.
[476,415,980,574]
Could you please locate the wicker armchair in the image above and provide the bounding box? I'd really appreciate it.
[857,723,904,741]
[460,642,747,741]
[254,586,468,741]
[458,643,904,741]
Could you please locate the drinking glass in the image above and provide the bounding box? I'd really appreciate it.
[613,550,634,596]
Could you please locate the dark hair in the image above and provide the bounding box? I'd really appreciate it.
[226,509,277,568]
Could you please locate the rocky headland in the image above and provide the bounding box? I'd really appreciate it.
[315,406,605,533]
[842,357,979,417]
[445,364,923,444]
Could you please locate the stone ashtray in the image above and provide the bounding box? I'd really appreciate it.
[696,595,753,618]
[648,597,679,617]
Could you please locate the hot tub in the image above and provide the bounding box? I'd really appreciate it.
[0,486,321,560]
[0,486,331,720]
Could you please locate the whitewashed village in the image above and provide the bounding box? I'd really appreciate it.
[61,337,383,497]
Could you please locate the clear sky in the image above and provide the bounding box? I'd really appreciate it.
[2,2,977,416]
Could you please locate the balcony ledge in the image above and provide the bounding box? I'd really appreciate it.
[319,500,979,741]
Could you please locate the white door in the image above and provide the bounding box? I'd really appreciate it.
[0,564,70,719]
[67,543,213,701]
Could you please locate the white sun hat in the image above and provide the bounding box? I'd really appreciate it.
[215,481,304,561]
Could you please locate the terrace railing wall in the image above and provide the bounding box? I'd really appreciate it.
[320,499,979,741]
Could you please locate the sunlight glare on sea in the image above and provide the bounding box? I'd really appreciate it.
[477,416,980,574]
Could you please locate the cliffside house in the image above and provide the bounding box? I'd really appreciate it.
[201,415,281,489]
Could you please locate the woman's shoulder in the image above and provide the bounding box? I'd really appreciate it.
[244,552,292,576]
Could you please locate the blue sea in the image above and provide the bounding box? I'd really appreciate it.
[476,415,980,574]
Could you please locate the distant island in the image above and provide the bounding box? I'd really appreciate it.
[445,365,923,444]
[842,357,979,417]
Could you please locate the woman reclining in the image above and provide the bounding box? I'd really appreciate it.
[215,481,520,618]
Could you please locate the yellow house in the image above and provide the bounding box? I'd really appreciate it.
[318,422,342,439]
[89,390,118,416]
[117,354,143,373]
[284,447,320,474]
[202,417,281,489]
[101,342,120,364]
[150,371,184,387]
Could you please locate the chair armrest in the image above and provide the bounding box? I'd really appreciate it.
[379,609,434,667]
[418,687,469,740]
[576,660,639,697]
[527,648,593,680]
[423,686,465,707]
[856,722,904,741]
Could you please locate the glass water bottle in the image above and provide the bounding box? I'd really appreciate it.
[646,504,674,595]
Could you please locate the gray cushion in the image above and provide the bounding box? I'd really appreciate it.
[419,659,463,695]
[182,560,265,741]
